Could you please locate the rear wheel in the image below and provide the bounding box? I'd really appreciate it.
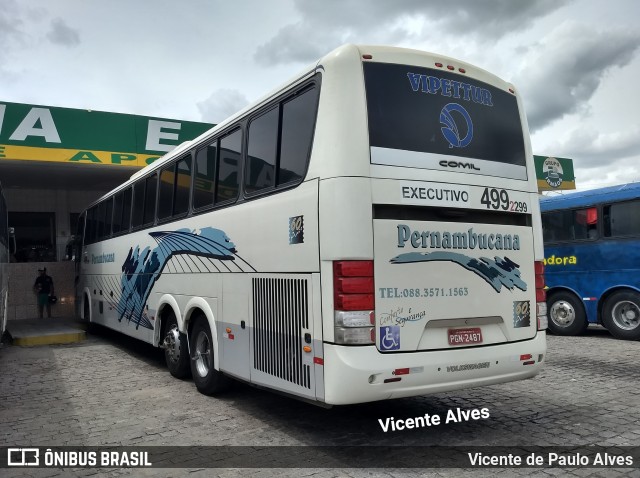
[189,316,230,395]
[602,291,640,340]
[163,312,191,379]
[547,291,587,336]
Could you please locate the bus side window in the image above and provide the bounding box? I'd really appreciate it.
[279,86,318,186]
[86,206,97,244]
[217,130,241,203]
[132,181,145,228]
[603,205,611,237]
[573,208,597,240]
[246,108,278,195]
[174,155,192,216]
[104,197,113,239]
[605,200,640,237]
[112,192,124,234]
[158,164,176,221]
[96,201,106,240]
[122,187,132,232]
[542,211,568,242]
[143,173,158,226]
[194,142,216,210]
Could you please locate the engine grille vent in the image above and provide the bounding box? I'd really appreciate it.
[252,278,310,389]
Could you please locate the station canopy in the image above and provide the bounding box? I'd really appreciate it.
[0,101,214,191]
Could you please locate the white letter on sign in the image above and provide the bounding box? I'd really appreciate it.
[146,120,181,152]
[9,108,61,143]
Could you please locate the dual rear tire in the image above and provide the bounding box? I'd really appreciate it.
[547,290,640,340]
[546,292,587,336]
[163,313,190,379]
[602,291,640,340]
[163,313,230,393]
[189,317,230,395]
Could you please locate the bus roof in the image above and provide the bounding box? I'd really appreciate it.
[539,182,640,212]
[84,43,518,210]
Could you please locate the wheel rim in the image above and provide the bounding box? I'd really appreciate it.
[611,300,640,331]
[194,329,211,377]
[163,326,181,364]
[550,300,575,327]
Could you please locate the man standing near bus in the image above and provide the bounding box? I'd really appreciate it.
[33,267,54,319]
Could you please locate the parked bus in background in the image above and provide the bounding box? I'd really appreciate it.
[0,183,10,341]
[540,182,640,340]
[73,44,546,406]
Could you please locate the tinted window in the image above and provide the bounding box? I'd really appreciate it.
[363,62,526,170]
[605,200,640,237]
[279,87,317,185]
[217,130,241,203]
[194,143,216,209]
[174,156,191,215]
[158,165,175,220]
[132,181,145,227]
[246,108,278,194]
[542,208,597,242]
[96,201,106,240]
[112,192,124,234]
[143,174,157,225]
[104,198,113,238]
[86,206,97,244]
[121,187,132,232]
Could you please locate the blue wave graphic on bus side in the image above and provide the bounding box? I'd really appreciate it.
[391,251,526,293]
[116,227,254,330]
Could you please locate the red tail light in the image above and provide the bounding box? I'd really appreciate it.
[333,260,375,345]
[334,261,374,311]
[535,261,548,330]
[535,261,545,301]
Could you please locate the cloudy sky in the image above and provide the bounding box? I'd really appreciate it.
[2,0,639,191]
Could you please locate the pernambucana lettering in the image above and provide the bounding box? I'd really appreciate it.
[397,225,520,251]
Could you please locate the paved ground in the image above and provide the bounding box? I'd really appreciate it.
[0,324,639,477]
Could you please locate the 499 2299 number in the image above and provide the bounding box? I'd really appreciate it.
[481,188,528,213]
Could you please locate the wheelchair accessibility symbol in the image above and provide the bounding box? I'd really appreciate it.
[380,325,401,351]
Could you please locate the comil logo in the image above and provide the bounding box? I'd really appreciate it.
[8,448,40,466]
[439,103,473,148]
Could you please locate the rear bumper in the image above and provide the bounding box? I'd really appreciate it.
[322,332,546,405]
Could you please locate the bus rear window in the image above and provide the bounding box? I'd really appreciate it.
[364,62,526,178]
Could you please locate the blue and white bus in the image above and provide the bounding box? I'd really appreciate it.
[74,44,547,405]
[540,182,640,340]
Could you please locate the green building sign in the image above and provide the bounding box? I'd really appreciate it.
[534,155,576,191]
[0,101,213,168]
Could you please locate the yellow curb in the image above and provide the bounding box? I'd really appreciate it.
[13,331,86,346]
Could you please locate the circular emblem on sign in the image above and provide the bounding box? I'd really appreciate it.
[439,103,474,148]
[543,157,564,188]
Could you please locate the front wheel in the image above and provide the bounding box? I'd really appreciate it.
[602,291,640,340]
[189,316,230,395]
[547,291,588,336]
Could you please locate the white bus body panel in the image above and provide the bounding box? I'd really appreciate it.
[78,44,545,405]
[323,333,545,405]
[81,179,322,399]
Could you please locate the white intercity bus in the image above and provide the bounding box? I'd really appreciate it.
[73,44,547,406]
